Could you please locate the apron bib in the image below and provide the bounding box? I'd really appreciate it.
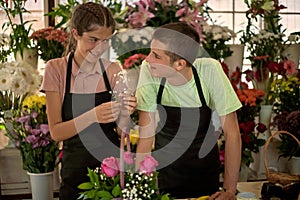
[59,53,120,199]
[154,67,220,198]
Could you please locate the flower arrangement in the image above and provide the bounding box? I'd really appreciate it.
[235,88,267,166]
[111,28,153,65]
[201,22,236,60]
[111,0,210,64]
[123,53,147,70]
[0,0,37,58]
[0,61,42,114]
[78,155,172,200]
[242,30,297,104]
[272,111,300,158]
[244,0,287,34]
[4,93,60,173]
[30,27,69,62]
[270,73,300,114]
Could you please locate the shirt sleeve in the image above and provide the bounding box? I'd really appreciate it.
[136,61,160,112]
[195,58,242,116]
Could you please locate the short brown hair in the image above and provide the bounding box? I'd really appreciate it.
[152,22,200,66]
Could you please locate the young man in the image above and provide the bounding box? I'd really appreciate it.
[135,22,242,200]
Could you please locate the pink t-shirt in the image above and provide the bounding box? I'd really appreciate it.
[40,54,122,103]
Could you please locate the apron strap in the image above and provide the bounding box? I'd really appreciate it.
[65,52,74,93]
[157,77,166,104]
[156,66,208,107]
[99,59,112,92]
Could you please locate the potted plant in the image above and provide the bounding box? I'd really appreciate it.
[0,0,37,63]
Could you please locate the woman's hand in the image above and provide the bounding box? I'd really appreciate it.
[120,93,137,116]
[94,101,121,123]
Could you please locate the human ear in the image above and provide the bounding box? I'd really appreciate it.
[72,29,79,40]
[175,59,187,71]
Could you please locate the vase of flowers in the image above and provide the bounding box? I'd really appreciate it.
[4,93,60,199]
[30,27,69,62]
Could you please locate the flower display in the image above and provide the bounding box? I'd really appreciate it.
[270,73,300,114]
[201,22,236,60]
[123,0,209,36]
[0,61,42,114]
[78,155,172,200]
[123,53,147,69]
[244,0,287,34]
[235,88,267,166]
[242,30,297,104]
[4,93,60,173]
[111,0,210,65]
[272,111,300,158]
[30,27,69,62]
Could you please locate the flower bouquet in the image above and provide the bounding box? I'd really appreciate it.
[78,154,172,200]
[0,61,41,114]
[201,22,236,60]
[30,27,69,62]
[4,93,60,173]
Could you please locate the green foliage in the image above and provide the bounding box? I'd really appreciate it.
[0,0,36,58]
[78,168,173,200]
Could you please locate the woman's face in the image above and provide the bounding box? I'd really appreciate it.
[73,25,113,63]
[146,39,177,78]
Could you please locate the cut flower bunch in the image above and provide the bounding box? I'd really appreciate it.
[4,94,60,173]
[78,155,172,200]
[0,61,41,114]
[30,27,69,62]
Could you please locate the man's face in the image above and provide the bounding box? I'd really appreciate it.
[145,39,177,78]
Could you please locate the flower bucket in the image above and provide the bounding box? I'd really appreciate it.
[223,44,245,73]
[27,171,54,200]
[282,44,300,68]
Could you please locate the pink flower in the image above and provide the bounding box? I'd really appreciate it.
[124,151,134,165]
[101,157,120,177]
[139,155,158,175]
[283,59,296,75]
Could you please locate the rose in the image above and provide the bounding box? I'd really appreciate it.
[124,151,134,165]
[101,156,120,177]
[139,155,158,175]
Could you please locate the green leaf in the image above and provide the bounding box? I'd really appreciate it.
[96,190,113,199]
[112,184,121,197]
[78,182,94,190]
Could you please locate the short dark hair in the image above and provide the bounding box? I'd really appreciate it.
[152,22,200,66]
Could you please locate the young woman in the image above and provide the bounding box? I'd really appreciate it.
[41,2,136,199]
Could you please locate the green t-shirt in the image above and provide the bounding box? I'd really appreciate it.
[136,57,242,116]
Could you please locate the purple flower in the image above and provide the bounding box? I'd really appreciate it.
[39,139,50,147]
[31,111,38,118]
[25,124,32,132]
[17,115,30,124]
[30,129,41,136]
[40,124,49,134]
[26,135,39,148]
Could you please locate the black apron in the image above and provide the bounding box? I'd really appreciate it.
[59,53,120,200]
[154,66,220,198]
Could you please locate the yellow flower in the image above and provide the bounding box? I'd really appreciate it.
[22,94,46,110]
[129,129,139,145]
